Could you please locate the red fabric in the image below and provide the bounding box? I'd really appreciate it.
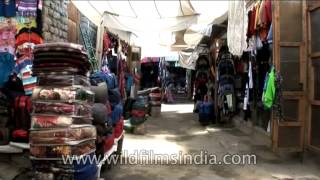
[103,133,115,152]
[103,32,111,52]
[114,117,124,139]
[264,0,272,26]
[15,32,43,46]
[247,7,256,38]
[134,74,140,84]
[16,54,32,65]
[258,0,272,42]
[149,93,161,98]
[106,101,112,115]
[12,129,28,138]
[195,77,208,90]
[259,25,269,42]
[118,59,126,98]
[23,83,37,91]
[131,110,146,118]
[16,96,31,112]
[22,71,32,78]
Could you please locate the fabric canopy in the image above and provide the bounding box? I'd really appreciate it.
[71,0,228,57]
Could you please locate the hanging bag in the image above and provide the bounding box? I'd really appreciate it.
[262,67,276,109]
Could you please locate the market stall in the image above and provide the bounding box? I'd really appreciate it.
[0,0,43,150]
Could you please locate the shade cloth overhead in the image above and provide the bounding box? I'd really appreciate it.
[71,0,228,56]
[72,0,228,33]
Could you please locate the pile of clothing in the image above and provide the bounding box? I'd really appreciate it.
[216,46,236,122]
[0,17,16,88]
[30,43,98,180]
[0,0,44,144]
[149,88,161,107]
[90,67,124,159]
[123,96,149,133]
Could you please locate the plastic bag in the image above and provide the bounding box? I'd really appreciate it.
[30,125,96,144]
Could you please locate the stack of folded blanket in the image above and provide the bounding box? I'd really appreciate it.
[30,43,98,180]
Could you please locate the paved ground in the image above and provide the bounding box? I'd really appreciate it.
[0,102,319,180]
[102,103,320,180]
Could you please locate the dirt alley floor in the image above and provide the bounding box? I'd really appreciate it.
[102,103,320,180]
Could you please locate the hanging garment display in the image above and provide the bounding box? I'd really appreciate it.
[227,0,248,56]
[109,103,123,125]
[0,11,16,86]
[216,47,236,122]
[0,52,15,87]
[0,0,16,17]
[17,0,38,17]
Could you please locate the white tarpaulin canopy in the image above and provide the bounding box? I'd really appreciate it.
[72,0,228,57]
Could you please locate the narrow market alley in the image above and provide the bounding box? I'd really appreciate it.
[1,0,320,179]
[103,102,320,180]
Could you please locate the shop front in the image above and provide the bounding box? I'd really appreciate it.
[225,0,320,155]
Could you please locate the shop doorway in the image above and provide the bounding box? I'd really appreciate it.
[307,2,320,152]
[271,0,307,153]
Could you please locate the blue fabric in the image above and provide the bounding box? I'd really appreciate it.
[107,56,118,74]
[0,52,15,88]
[90,71,107,86]
[14,59,33,74]
[267,24,273,44]
[105,73,118,89]
[22,76,37,86]
[0,0,16,17]
[25,90,33,95]
[198,101,214,115]
[74,164,97,180]
[263,72,270,93]
[108,88,121,105]
[109,103,123,125]
[126,74,133,92]
[90,71,118,89]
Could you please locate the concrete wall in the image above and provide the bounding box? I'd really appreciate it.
[42,0,69,42]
